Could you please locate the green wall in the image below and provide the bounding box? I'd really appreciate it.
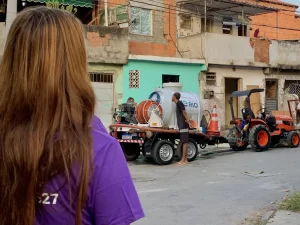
[122,60,205,103]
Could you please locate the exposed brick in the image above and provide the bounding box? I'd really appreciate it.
[248,0,300,40]
[253,39,271,64]
[87,32,110,47]
[84,26,128,64]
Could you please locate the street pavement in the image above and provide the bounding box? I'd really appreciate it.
[128,146,300,225]
[267,210,300,225]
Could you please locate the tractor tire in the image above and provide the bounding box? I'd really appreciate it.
[177,138,199,162]
[249,125,271,152]
[120,143,140,161]
[227,127,248,151]
[152,140,175,165]
[287,131,300,148]
[229,143,248,151]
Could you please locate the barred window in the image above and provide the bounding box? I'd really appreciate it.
[89,73,113,83]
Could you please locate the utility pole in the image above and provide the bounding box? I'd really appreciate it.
[204,0,207,62]
[104,0,108,26]
[6,0,18,34]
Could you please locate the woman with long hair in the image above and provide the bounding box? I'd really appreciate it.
[0,6,144,225]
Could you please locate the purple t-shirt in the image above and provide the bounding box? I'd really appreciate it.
[35,116,144,225]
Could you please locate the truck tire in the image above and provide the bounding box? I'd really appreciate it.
[177,138,198,162]
[120,143,140,161]
[152,140,175,165]
[249,125,271,152]
[287,131,300,148]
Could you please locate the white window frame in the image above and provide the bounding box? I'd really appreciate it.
[129,7,153,36]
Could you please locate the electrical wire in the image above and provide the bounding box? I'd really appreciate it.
[72,0,300,14]
[104,0,300,33]
[30,0,300,33]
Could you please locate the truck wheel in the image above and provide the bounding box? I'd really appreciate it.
[177,139,198,162]
[120,143,140,161]
[249,125,271,152]
[152,140,175,165]
[287,131,300,148]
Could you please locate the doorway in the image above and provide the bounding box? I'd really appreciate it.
[265,79,278,111]
[225,78,240,129]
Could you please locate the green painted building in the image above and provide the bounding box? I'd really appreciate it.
[122,56,206,103]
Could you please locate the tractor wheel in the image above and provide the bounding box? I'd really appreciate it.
[227,127,248,151]
[249,125,271,152]
[152,140,175,165]
[120,143,140,161]
[230,142,248,151]
[177,138,199,162]
[287,131,300,148]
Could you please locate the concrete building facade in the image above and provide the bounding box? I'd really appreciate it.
[99,0,206,104]
[84,25,129,129]
[177,0,300,130]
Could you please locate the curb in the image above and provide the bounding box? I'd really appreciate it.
[260,210,277,225]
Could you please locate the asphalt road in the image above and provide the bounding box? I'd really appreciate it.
[128,147,300,225]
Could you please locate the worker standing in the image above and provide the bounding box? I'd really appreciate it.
[172,92,190,165]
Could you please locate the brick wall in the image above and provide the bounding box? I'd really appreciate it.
[0,24,129,64]
[248,0,300,40]
[84,26,129,64]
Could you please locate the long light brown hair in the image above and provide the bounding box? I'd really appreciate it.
[0,7,95,225]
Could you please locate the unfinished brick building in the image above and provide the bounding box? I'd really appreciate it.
[249,0,300,40]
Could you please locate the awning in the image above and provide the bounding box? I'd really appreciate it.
[26,0,93,8]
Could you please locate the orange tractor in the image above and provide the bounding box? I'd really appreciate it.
[227,88,300,151]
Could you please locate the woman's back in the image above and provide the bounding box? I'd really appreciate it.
[0,7,144,225]
[35,116,144,225]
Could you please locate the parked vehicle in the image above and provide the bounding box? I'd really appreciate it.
[227,89,300,152]
[109,83,226,165]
